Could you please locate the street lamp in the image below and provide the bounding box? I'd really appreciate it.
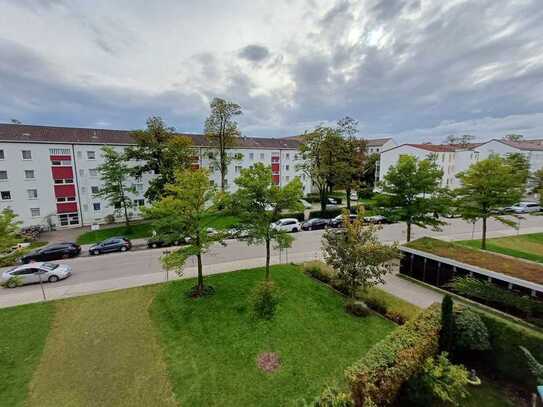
[36,270,47,301]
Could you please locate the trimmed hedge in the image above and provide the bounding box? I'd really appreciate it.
[346,304,441,405]
[358,287,421,325]
[273,212,305,222]
[309,209,343,219]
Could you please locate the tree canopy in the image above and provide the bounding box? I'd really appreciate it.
[0,208,22,253]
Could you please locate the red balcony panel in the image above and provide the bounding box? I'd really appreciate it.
[57,202,78,213]
[51,166,73,179]
[271,163,280,172]
[272,175,280,185]
[54,184,76,198]
[50,155,71,161]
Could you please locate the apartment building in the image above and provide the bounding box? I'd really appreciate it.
[0,123,312,228]
[378,138,543,189]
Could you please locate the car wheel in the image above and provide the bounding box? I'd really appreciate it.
[7,280,17,288]
[120,246,127,252]
[292,228,299,233]
[48,275,59,283]
[151,243,158,249]
[92,250,100,256]
[308,226,312,231]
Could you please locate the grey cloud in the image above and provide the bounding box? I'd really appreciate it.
[238,45,270,62]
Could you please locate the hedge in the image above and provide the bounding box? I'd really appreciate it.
[272,212,305,222]
[309,209,343,219]
[470,308,543,388]
[346,304,441,405]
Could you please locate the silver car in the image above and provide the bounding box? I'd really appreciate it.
[1,262,72,288]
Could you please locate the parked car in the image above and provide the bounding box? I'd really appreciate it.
[147,234,183,249]
[301,218,329,231]
[271,218,301,232]
[227,228,251,239]
[20,242,81,264]
[504,202,542,214]
[89,237,131,255]
[2,262,72,288]
[363,215,391,224]
[328,214,357,228]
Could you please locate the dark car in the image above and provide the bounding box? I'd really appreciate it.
[363,215,392,224]
[20,242,81,264]
[147,234,183,249]
[301,218,329,231]
[328,214,357,228]
[89,237,131,255]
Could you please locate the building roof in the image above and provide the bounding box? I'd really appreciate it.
[500,139,543,151]
[400,143,484,152]
[366,137,393,147]
[0,123,301,149]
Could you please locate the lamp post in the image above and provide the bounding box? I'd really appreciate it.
[36,270,46,301]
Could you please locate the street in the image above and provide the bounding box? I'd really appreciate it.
[2,215,543,308]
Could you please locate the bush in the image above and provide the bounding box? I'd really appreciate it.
[273,212,305,222]
[304,261,336,283]
[345,300,370,317]
[309,209,343,219]
[346,304,441,405]
[407,353,469,406]
[440,295,455,353]
[357,287,421,325]
[330,278,350,296]
[454,308,490,352]
[306,386,353,406]
[249,281,280,320]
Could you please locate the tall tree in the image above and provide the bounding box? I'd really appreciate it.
[126,116,193,202]
[322,208,399,299]
[232,163,303,280]
[96,146,136,226]
[445,134,475,146]
[505,152,530,187]
[377,155,447,242]
[455,155,524,249]
[439,295,455,353]
[143,169,224,296]
[359,152,380,192]
[204,97,243,191]
[0,209,22,253]
[532,168,543,204]
[504,134,524,142]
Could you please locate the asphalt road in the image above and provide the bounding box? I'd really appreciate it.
[2,215,543,302]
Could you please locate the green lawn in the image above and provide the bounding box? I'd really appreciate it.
[464,380,518,407]
[76,213,240,244]
[0,302,55,407]
[150,265,395,406]
[459,233,543,264]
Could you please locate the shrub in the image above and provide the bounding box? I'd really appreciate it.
[309,209,343,219]
[345,300,370,317]
[330,278,350,296]
[346,304,441,405]
[440,295,455,353]
[357,287,421,325]
[249,281,280,320]
[407,353,469,406]
[303,261,336,283]
[273,212,305,222]
[454,308,490,352]
[306,386,353,407]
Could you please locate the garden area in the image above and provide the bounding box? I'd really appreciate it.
[459,232,543,264]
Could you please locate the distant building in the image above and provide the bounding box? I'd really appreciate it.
[379,139,543,189]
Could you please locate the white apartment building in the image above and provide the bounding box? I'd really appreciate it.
[379,139,543,189]
[366,138,396,155]
[0,123,312,228]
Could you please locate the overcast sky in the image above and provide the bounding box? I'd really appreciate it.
[1,0,543,143]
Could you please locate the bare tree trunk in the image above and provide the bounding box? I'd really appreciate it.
[320,187,327,212]
[346,187,351,210]
[197,253,203,292]
[265,238,271,280]
[123,202,130,227]
[406,221,412,242]
[481,217,487,250]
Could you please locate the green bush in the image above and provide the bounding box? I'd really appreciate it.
[454,308,490,352]
[407,353,469,406]
[346,304,441,405]
[249,281,280,320]
[357,287,421,325]
[345,300,371,317]
[309,209,343,219]
[306,386,353,406]
[273,212,305,222]
[440,295,455,353]
[330,278,350,296]
[303,261,336,283]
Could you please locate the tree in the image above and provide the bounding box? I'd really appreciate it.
[377,155,447,242]
[143,169,224,296]
[322,208,399,299]
[232,163,303,280]
[445,134,475,146]
[531,168,543,199]
[359,153,380,193]
[505,152,530,186]
[440,295,455,353]
[95,146,136,226]
[454,308,490,352]
[455,155,524,249]
[504,134,524,142]
[333,134,367,209]
[126,116,193,202]
[204,97,243,191]
[0,209,22,253]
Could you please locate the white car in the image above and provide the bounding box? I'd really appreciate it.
[505,202,542,214]
[350,192,358,201]
[1,262,72,288]
[271,218,301,233]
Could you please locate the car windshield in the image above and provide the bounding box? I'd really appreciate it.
[41,263,59,270]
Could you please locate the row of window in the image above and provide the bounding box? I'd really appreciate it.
[0,169,36,180]
[0,149,101,162]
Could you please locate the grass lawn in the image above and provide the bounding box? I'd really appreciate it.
[464,380,518,407]
[458,233,543,264]
[0,302,55,407]
[150,265,395,406]
[76,213,240,244]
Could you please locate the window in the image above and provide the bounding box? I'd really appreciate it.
[285,165,290,171]
[24,170,35,179]
[87,151,96,160]
[27,189,38,199]
[93,203,101,211]
[59,213,79,226]
[0,170,7,180]
[21,150,32,160]
[89,168,98,177]
[49,148,71,155]
[67,196,76,201]
[235,166,242,174]
[91,186,100,194]
[294,154,299,160]
[79,169,85,177]
[224,179,228,186]
[114,202,121,209]
[51,159,71,166]
[133,199,145,207]
[135,183,144,192]
[1,191,11,200]
[260,153,265,160]
[249,153,254,160]
[208,152,214,159]
[286,153,290,160]
[57,197,66,202]
[30,208,40,217]
[0,150,4,159]
[54,179,73,184]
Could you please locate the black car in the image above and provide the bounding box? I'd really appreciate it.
[301,218,329,231]
[147,234,183,249]
[21,242,81,264]
[328,214,357,228]
[89,237,131,255]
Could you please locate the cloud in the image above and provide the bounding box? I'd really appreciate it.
[238,45,270,62]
